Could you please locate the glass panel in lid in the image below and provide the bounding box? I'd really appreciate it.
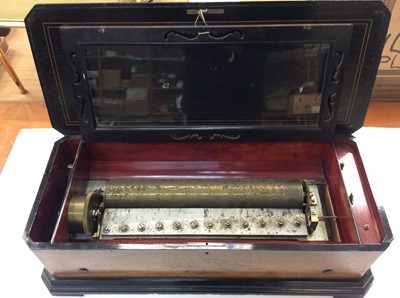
[83,43,329,128]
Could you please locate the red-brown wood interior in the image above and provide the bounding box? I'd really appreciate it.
[334,137,386,244]
[29,139,80,242]
[54,143,91,242]
[321,143,359,243]
[47,140,384,245]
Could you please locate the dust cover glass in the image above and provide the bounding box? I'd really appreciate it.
[60,24,353,138]
[83,43,329,128]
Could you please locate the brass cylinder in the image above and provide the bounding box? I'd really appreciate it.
[104,179,305,209]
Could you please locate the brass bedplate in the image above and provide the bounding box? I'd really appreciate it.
[68,179,329,241]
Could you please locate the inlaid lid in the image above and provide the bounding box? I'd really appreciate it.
[25,1,390,141]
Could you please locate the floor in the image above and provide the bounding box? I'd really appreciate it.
[1,28,400,174]
[0,28,51,173]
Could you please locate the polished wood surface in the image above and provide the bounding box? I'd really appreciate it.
[0,28,399,174]
[52,267,369,280]
[0,101,51,172]
[31,140,380,245]
[0,28,52,173]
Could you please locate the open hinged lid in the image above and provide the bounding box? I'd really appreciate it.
[25,1,390,142]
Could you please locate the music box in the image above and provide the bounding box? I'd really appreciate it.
[24,1,392,297]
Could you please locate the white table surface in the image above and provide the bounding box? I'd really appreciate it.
[0,127,398,298]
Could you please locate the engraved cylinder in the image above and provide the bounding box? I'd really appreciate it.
[104,179,305,209]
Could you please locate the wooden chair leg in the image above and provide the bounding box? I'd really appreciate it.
[0,46,28,94]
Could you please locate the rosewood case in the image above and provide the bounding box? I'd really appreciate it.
[24,1,392,297]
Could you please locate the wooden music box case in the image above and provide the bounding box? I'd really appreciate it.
[24,1,393,297]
